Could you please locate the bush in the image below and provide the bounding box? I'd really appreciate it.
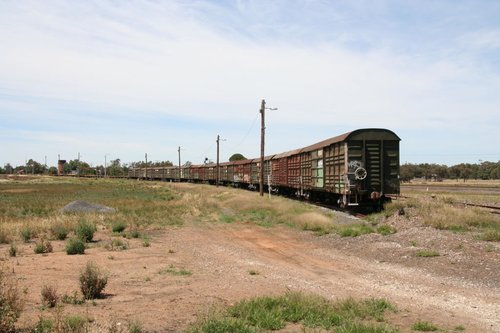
[8,243,17,257]
[41,285,58,308]
[66,238,85,255]
[0,266,24,332]
[75,220,96,242]
[34,239,53,254]
[20,225,35,243]
[111,221,126,233]
[79,262,108,300]
[50,224,69,240]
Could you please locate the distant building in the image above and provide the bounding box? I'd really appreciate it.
[57,160,66,175]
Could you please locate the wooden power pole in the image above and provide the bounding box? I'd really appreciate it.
[145,153,148,180]
[216,135,220,187]
[259,99,266,196]
[178,146,181,181]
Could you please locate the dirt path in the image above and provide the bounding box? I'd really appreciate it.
[7,221,500,332]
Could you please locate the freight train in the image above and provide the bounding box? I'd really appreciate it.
[128,128,400,208]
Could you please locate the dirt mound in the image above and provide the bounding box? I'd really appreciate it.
[60,200,116,213]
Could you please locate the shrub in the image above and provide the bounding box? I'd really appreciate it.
[0,266,24,333]
[8,243,17,257]
[79,262,108,300]
[40,285,58,308]
[142,237,150,247]
[111,221,126,233]
[50,224,69,240]
[75,220,96,242]
[20,225,35,243]
[129,230,140,238]
[34,239,53,254]
[66,238,85,255]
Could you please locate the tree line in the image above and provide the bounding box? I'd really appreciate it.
[400,161,500,181]
[0,159,174,177]
[3,158,499,181]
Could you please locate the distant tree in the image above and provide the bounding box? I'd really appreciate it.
[48,167,58,175]
[229,153,246,162]
[4,163,13,174]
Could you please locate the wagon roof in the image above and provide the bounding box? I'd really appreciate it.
[300,128,400,153]
[272,148,302,159]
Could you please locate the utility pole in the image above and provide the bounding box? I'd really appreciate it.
[259,99,277,197]
[260,100,265,196]
[178,146,181,181]
[104,154,108,178]
[216,135,220,187]
[145,153,148,180]
[77,152,80,177]
[44,155,47,174]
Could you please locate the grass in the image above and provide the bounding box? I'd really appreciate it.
[34,238,53,254]
[105,237,129,251]
[416,250,440,258]
[0,265,24,332]
[188,292,398,333]
[396,188,500,241]
[159,264,192,276]
[412,320,439,331]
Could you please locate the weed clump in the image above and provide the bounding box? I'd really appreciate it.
[75,220,96,242]
[79,261,108,300]
[377,225,397,236]
[0,265,24,332]
[8,243,17,257]
[412,320,439,331]
[66,238,85,255]
[34,239,53,254]
[40,285,58,308]
[50,223,69,240]
[111,221,126,233]
[20,225,36,243]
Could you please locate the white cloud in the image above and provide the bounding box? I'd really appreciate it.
[0,1,499,166]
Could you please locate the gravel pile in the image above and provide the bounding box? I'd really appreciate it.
[60,200,116,213]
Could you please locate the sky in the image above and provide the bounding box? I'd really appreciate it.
[1,0,499,168]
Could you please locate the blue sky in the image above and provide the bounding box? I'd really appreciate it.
[1,0,499,167]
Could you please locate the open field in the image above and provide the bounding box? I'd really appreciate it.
[0,175,499,332]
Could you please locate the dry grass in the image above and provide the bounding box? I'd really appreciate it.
[385,191,500,241]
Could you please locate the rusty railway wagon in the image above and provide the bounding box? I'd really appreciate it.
[128,128,400,207]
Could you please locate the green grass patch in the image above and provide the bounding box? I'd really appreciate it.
[377,225,397,236]
[412,320,439,331]
[111,221,127,233]
[188,292,398,333]
[159,264,192,276]
[337,224,375,237]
